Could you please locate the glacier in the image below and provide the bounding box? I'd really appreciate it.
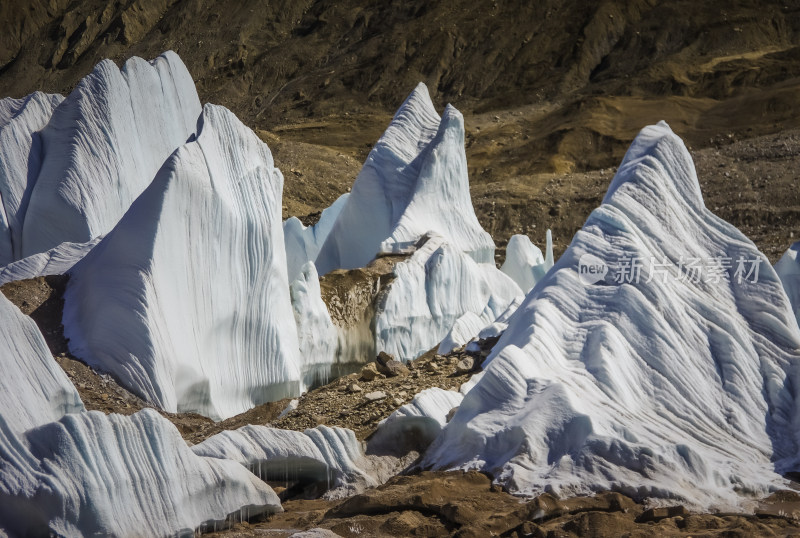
[194,424,379,497]
[315,83,495,274]
[21,51,201,257]
[368,388,463,455]
[0,290,280,536]
[63,103,301,420]
[375,233,521,361]
[422,121,800,510]
[438,295,524,354]
[284,193,349,284]
[0,237,101,286]
[291,261,338,386]
[0,92,64,265]
[776,241,800,329]
[501,230,554,293]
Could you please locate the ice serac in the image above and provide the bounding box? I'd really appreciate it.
[194,424,377,497]
[22,51,201,257]
[63,103,301,420]
[0,237,101,285]
[438,295,524,354]
[423,121,800,510]
[776,241,800,329]
[291,261,338,386]
[376,233,521,361]
[0,409,281,537]
[284,193,349,283]
[0,292,83,434]
[368,388,463,455]
[501,229,554,293]
[316,83,495,274]
[0,92,64,264]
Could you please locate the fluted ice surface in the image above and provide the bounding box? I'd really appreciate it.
[22,51,201,256]
[776,241,800,329]
[0,237,101,285]
[423,122,800,510]
[284,193,349,283]
[501,230,554,293]
[63,104,301,420]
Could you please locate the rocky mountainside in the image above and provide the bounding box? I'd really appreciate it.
[1,1,798,259]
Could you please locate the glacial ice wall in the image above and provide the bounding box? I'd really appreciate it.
[422,122,800,510]
[375,234,521,361]
[0,92,64,264]
[316,83,495,274]
[21,51,201,257]
[63,103,301,420]
[501,230,554,293]
[0,409,281,537]
[291,261,338,386]
[0,292,83,434]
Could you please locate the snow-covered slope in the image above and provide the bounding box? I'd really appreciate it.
[21,51,201,257]
[194,424,376,497]
[375,234,521,361]
[423,121,800,510]
[0,237,101,286]
[368,388,463,455]
[63,103,301,420]
[0,409,281,537]
[501,230,554,293]
[0,292,83,434]
[316,83,495,274]
[0,92,64,265]
[284,193,349,283]
[776,241,800,329]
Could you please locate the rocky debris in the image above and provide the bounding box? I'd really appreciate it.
[375,351,410,377]
[345,383,362,393]
[359,363,384,382]
[455,356,476,375]
[364,391,387,402]
[445,407,459,423]
[636,505,689,523]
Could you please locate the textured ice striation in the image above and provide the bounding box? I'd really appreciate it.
[0,409,281,537]
[21,51,201,257]
[0,291,280,536]
[375,233,521,361]
[368,388,463,455]
[63,103,301,420]
[422,122,800,510]
[291,261,338,386]
[501,230,554,293]
[316,83,495,274]
[0,237,101,285]
[0,292,83,435]
[437,295,524,354]
[284,193,349,283]
[0,92,64,265]
[776,241,800,329]
[194,424,377,497]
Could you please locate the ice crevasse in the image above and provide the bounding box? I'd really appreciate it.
[423,121,800,511]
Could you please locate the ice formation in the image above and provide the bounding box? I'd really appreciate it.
[422,122,800,510]
[194,424,377,496]
[375,233,521,361]
[0,290,280,536]
[368,388,463,455]
[21,51,201,257]
[776,241,800,329]
[291,261,338,385]
[0,237,101,285]
[0,92,64,265]
[437,295,523,354]
[0,292,83,434]
[316,83,495,274]
[501,230,554,293]
[0,409,281,537]
[63,104,301,420]
[284,193,349,283]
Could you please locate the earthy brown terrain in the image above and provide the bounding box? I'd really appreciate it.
[1,1,798,260]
